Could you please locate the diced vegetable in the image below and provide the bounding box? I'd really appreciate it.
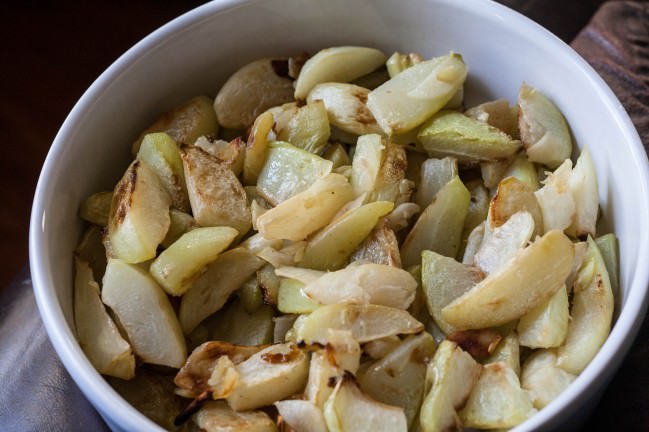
[465,98,519,138]
[215,58,294,129]
[401,176,470,267]
[179,248,265,334]
[181,145,251,236]
[367,53,467,135]
[132,95,219,154]
[74,258,134,380]
[194,135,245,176]
[137,132,189,212]
[567,146,599,237]
[415,157,458,209]
[301,262,417,309]
[489,176,544,237]
[474,211,535,275]
[175,342,265,397]
[194,400,277,432]
[386,51,423,78]
[350,225,402,267]
[204,300,275,347]
[595,233,619,296]
[324,373,408,432]
[293,303,423,344]
[358,333,436,428]
[351,134,384,198]
[485,331,521,376]
[419,340,482,432]
[276,100,331,154]
[257,141,333,205]
[308,83,383,136]
[300,201,394,270]
[421,250,484,334]
[295,46,387,100]
[277,278,321,314]
[323,142,352,169]
[518,83,572,168]
[521,350,576,409]
[160,209,195,248]
[256,173,355,241]
[102,259,187,368]
[534,159,575,233]
[237,277,264,313]
[275,400,328,432]
[442,230,574,329]
[418,110,521,162]
[556,236,614,374]
[226,343,309,411]
[107,160,171,263]
[244,110,274,185]
[517,284,569,348]
[150,226,238,296]
[459,362,535,429]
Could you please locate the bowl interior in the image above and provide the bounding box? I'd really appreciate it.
[30,0,649,431]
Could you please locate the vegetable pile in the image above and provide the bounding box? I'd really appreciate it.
[74,46,618,431]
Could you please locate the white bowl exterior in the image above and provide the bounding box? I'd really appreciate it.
[29,0,649,431]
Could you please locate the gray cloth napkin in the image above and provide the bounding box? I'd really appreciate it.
[0,267,109,431]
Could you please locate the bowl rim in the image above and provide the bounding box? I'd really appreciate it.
[29,0,649,431]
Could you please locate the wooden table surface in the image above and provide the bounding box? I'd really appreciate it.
[2,1,647,431]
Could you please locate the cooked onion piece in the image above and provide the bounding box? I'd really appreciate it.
[419,340,482,432]
[301,262,417,309]
[293,303,423,345]
[295,46,387,100]
[521,350,576,409]
[275,399,328,432]
[358,333,436,427]
[367,52,467,135]
[556,236,614,374]
[324,373,408,432]
[102,259,186,368]
[194,400,277,432]
[459,362,536,429]
[225,343,309,411]
[442,230,574,329]
[74,258,134,380]
[150,226,238,296]
[256,173,355,241]
[518,83,573,168]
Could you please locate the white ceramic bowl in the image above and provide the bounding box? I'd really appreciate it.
[30,0,649,430]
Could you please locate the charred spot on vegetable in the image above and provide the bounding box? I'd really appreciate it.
[288,52,310,79]
[353,105,377,125]
[410,344,434,364]
[324,343,340,367]
[260,284,278,305]
[271,59,291,79]
[327,369,357,388]
[175,342,267,395]
[174,389,212,426]
[111,161,138,224]
[447,329,502,359]
[261,344,302,364]
[296,340,325,351]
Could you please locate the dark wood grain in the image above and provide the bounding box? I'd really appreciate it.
[0,0,207,290]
